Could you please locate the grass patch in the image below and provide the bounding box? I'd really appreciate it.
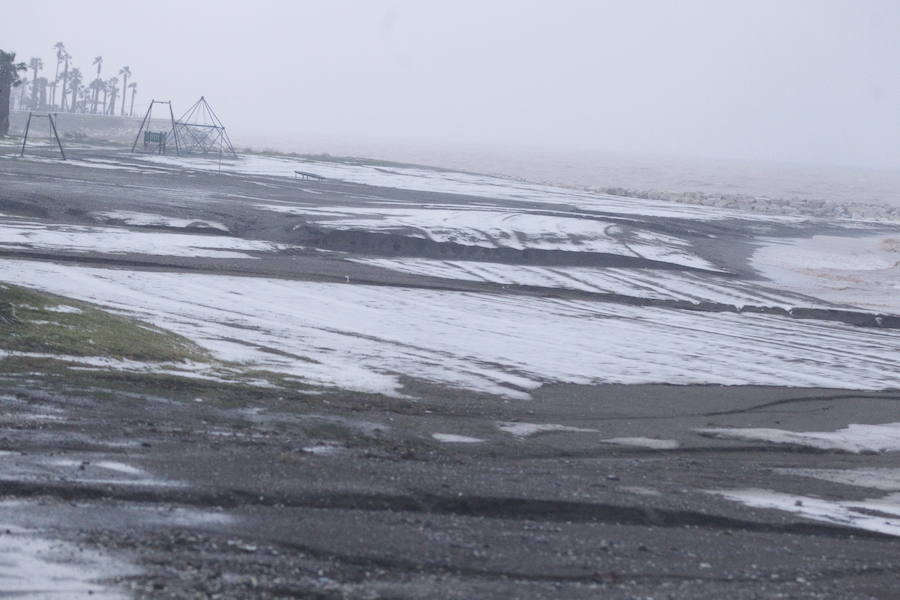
[0,283,208,363]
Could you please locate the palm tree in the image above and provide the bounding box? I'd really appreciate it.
[90,55,102,113]
[35,77,49,110]
[89,78,106,114]
[67,67,82,112]
[50,42,65,107]
[118,66,131,115]
[18,79,30,109]
[78,88,90,113]
[0,49,28,136]
[28,57,43,109]
[127,81,137,117]
[100,81,108,114]
[59,49,71,111]
[105,76,119,115]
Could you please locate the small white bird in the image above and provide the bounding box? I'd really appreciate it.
[345,275,350,283]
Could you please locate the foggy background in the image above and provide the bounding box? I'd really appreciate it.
[5,0,900,191]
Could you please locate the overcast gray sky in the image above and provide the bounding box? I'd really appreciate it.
[6,0,900,168]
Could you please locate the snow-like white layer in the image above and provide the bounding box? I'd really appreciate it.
[0,220,285,259]
[777,468,900,491]
[1,352,174,371]
[49,459,145,476]
[698,423,900,453]
[753,234,900,314]
[432,433,484,443]
[351,258,822,308]
[0,351,277,388]
[1,451,184,489]
[96,210,229,232]
[497,422,598,437]
[266,203,716,270]
[604,437,680,450]
[138,153,768,221]
[710,489,900,537]
[2,260,898,399]
[134,506,236,527]
[2,154,151,174]
[302,444,344,456]
[0,524,137,598]
[45,304,82,313]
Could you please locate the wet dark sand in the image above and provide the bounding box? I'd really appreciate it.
[3,375,899,599]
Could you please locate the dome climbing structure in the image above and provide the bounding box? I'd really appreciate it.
[170,96,237,157]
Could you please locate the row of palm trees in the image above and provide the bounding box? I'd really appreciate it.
[12,42,138,117]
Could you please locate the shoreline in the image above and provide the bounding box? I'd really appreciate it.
[6,109,900,222]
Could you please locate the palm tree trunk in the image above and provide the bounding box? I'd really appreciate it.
[121,73,128,115]
[51,61,60,107]
[60,59,69,111]
[31,70,38,109]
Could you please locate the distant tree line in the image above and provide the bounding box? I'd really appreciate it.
[3,42,138,119]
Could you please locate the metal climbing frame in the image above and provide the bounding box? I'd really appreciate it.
[169,96,237,158]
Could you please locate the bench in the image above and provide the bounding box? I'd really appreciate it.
[294,170,326,181]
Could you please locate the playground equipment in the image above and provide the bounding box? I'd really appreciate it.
[20,112,66,159]
[131,100,179,155]
[171,96,237,158]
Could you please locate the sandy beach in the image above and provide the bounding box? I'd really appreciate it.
[0,143,898,598]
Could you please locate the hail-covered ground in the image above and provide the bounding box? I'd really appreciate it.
[0,141,898,599]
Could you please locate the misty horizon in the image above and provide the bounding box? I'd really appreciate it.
[5,0,900,171]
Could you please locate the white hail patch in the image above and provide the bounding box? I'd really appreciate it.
[44,304,82,313]
[603,437,680,450]
[49,459,146,477]
[263,203,717,270]
[709,488,900,537]
[1,260,898,399]
[4,454,183,489]
[497,422,599,437]
[95,210,230,232]
[0,524,138,598]
[432,433,484,443]
[776,468,900,491]
[0,351,257,385]
[0,220,284,259]
[350,258,822,308]
[697,422,900,454]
